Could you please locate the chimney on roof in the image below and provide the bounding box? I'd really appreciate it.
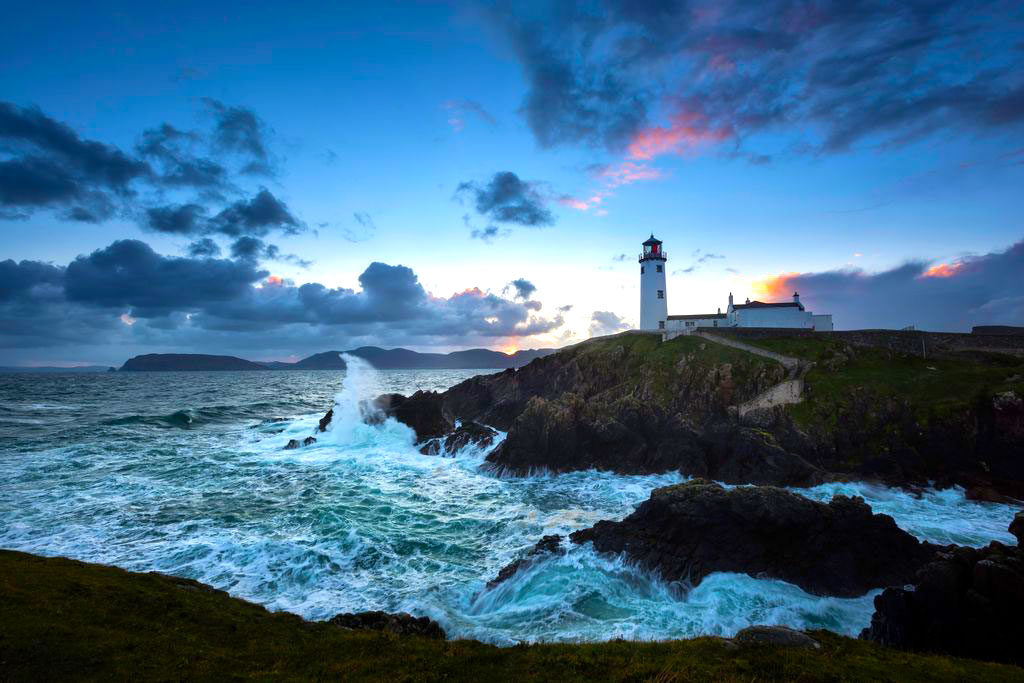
[793,291,800,305]
[745,297,750,304]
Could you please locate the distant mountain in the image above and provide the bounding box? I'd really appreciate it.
[116,347,556,372]
[120,354,270,372]
[0,365,114,373]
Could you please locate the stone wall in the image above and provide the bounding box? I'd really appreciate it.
[737,378,804,418]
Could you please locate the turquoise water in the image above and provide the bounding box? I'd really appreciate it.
[0,357,1017,644]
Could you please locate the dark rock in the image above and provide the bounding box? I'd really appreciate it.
[487,535,564,589]
[302,436,317,447]
[964,484,1019,505]
[1011,511,1023,545]
[418,422,498,456]
[733,626,820,650]
[284,439,300,450]
[569,479,934,597]
[318,408,333,432]
[443,422,498,453]
[861,535,1024,664]
[374,392,453,441]
[328,611,445,640]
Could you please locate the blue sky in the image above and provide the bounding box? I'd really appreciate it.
[2,0,1022,364]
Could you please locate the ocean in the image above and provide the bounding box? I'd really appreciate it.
[0,356,1017,645]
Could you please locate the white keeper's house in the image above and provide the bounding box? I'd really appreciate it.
[638,234,834,333]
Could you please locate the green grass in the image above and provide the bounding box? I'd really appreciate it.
[569,332,783,404]
[733,335,1024,427]
[2,549,1021,681]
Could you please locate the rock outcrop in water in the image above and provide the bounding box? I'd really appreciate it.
[567,480,936,597]
[860,512,1024,664]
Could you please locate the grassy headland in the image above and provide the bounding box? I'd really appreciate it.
[2,549,1021,681]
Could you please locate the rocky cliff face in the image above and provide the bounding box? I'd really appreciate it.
[441,334,821,484]
[338,332,1023,494]
[860,511,1024,664]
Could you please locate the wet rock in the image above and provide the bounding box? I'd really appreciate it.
[733,626,820,650]
[569,479,935,597]
[486,535,564,589]
[284,439,300,450]
[861,533,1024,664]
[418,422,498,456]
[328,611,445,640]
[303,436,317,446]
[443,422,498,453]
[318,408,333,432]
[1011,510,1024,545]
[374,391,452,441]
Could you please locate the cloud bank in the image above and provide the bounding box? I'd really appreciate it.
[754,239,1024,331]
[486,1,1024,161]
[0,240,565,364]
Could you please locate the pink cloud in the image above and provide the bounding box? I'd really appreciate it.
[627,112,732,160]
[599,161,663,187]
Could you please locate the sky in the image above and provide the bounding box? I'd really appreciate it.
[1,0,1023,366]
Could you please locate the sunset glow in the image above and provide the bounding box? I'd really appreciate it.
[921,262,964,278]
[627,112,732,160]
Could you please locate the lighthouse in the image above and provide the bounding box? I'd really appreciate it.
[639,234,667,330]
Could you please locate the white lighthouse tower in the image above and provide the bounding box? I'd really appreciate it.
[639,234,667,330]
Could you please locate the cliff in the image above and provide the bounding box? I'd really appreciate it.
[367,331,1024,495]
[2,549,1018,681]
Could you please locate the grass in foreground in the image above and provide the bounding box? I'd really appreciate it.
[2,549,1021,681]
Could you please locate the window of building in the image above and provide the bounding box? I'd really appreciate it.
[713,320,718,327]
[657,290,664,299]
[656,265,663,273]
[685,321,695,327]
[658,321,665,329]
[641,266,645,274]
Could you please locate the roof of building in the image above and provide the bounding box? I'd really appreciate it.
[668,313,727,320]
[642,234,662,246]
[733,300,803,311]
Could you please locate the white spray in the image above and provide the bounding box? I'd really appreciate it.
[321,353,411,446]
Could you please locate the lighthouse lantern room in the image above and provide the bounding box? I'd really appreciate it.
[639,234,668,330]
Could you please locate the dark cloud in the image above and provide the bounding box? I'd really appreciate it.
[588,310,630,337]
[0,102,150,219]
[229,236,312,268]
[0,259,64,301]
[457,171,555,227]
[612,253,628,262]
[146,203,207,234]
[0,101,300,238]
[136,123,229,191]
[485,1,1024,157]
[558,304,573,312]
[758,239,1024,331]
[64,239,266,317]
[187,238,221,258]
[202,98,272,175]
[208,189,302,237]
[508,277,537,300]
[1,239,563,363]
